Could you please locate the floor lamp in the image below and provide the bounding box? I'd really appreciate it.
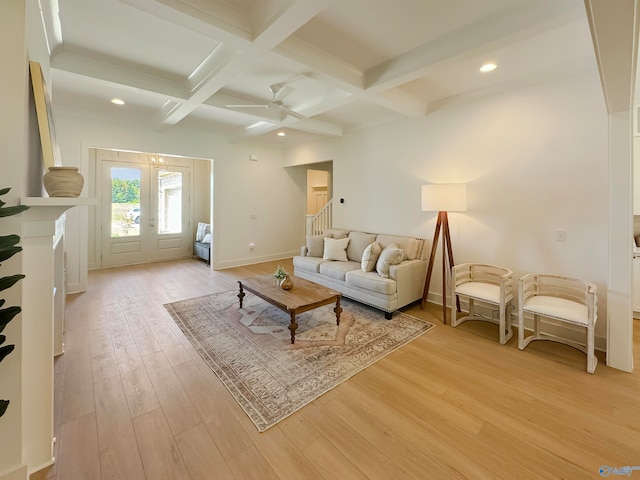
[420,184,467,324]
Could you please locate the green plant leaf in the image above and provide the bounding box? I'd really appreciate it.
[0,344,15,363]
[0,335,5,346]
[0,205,28,217]
[0,400,8,418]
[0,246,22,263]
[0,306,20,334]
[0,274,25,293]
[0,235,20,249]
[0,188,10,196]
[0,299,5,308]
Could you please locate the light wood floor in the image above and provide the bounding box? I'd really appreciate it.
[40,258,640,480]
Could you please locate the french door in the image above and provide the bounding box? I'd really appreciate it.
[101,160,191,267]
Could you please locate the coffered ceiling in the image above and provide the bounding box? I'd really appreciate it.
[45,0,597,144]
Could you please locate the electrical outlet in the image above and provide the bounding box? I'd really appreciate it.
[555,229,566,242]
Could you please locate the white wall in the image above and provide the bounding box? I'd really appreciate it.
[0,1,28,477]
[54,108,306,279]
[285,72,610,345]
[193,158,212,234]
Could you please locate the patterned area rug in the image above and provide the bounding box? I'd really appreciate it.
[164,290,434,432]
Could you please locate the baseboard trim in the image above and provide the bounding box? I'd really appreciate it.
[0,464,27,480]
[213,251,298,270]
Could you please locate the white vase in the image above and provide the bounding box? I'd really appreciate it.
[43,166,84,198]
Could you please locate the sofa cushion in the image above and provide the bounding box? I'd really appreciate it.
[306,234,327,257]
[323,237,350,261]
[376,234,419,260]
[376,244,404,278]
[346,232,377,262]
[293,255,325,273]
[323,228,350,239]
[319,261,360,281]
[346,270,397,295]
[361,241,381,272]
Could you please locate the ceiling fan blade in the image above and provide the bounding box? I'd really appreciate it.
[225,104,269,109]
[283,107,306,120]
[274,85,294,102]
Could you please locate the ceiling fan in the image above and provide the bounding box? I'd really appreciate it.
[225,83,306,120]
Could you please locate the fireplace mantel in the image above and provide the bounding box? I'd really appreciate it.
[19,196,96,473]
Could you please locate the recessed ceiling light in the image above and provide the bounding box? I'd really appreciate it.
[111,98,125,105]
[277,131,286,137]
[480,63,497,73]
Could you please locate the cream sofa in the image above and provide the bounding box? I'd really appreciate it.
[293,228,429,318]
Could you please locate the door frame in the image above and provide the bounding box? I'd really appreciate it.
[93,148,195,268]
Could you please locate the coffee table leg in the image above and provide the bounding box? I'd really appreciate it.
[334,296,342,326]
[237,281,245,308]
[288,312,298,344]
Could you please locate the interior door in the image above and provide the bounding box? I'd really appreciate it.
[148,165,191,262]
[100,160,191,267]
[101,162,149,267]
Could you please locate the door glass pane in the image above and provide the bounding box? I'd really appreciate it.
[157,170,182,234]
[110,167,141,238]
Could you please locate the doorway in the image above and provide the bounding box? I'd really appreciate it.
[99,156,192,267]
[306,169,331,215]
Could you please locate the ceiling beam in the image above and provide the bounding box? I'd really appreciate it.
[119,0,254,45]
[252,0,334,49]
[51,50,188,99]
[153,45,251,128]
[364,0,585,92]
[38,0,63,56]
[584,0,640,114]
[147,0,336,128]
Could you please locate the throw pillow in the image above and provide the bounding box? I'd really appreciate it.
[323,237,350,261]
[196,222,210,242]
[361,241,382,272]
[346,231,378,262]
[376,243,404,278]
[202,233,212,244]
[306,234,327,257]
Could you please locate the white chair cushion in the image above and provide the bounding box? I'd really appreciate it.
[523,295,588,325]
[455,282,501,304]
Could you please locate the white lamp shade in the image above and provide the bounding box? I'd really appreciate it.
[421,184,467,212]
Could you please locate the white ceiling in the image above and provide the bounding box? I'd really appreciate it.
[45,0,597,145]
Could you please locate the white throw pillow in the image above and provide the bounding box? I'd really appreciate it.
[376,243,404,278]
[202,233,212,244]
[361,241,382,272]
[196,222,210,242]
[323,237,350,261]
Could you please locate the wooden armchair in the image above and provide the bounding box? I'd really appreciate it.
[518,273,597,374]
[451,263,514,344]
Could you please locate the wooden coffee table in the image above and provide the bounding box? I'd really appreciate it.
[237,274,342,344]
